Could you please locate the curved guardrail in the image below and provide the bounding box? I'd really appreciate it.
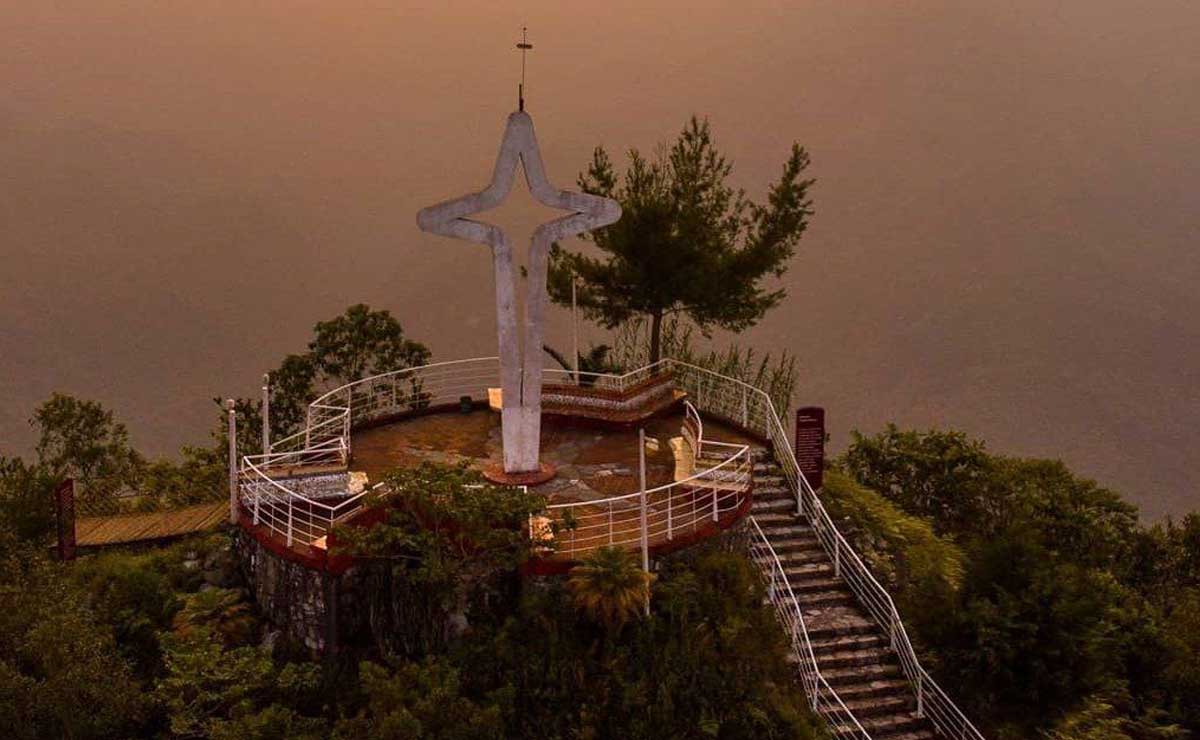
[240,358,503,545]
[236,356,983,740]
[544,400,752,558]
[237,359,753,554]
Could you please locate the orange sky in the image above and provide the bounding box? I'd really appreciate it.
[1,1,1197,517]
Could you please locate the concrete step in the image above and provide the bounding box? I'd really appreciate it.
[877,730,938,740]
[751,497,796,513]
[779,548,829,566]
[801,589,858,610]
[774,536,823,552]
[776,560,833,579]
[766,532,820,551]
[783,562,839,582]
[752,511,803,527]
[756,522,812,538]
[754,484,790,497]
[817,645,894,670]
[821,661,904,688]
[809,632,887,655]
[790,576,846,595]
[803,609,878,640]
[843,694,915,719]
[830,677,912,702]
[837,711,927,738]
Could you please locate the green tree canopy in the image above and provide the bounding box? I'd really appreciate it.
[309,303,431,386]
[32,393,143,491]
[548,116,815,362]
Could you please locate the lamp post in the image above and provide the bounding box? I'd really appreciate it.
[639,427,650,616]
[226,399,237,525]
[261,373,271,454]
[571,274,579,383]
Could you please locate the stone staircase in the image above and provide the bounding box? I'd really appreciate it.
[750,450,938,740]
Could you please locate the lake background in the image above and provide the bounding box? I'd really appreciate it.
[2,1,1197,518]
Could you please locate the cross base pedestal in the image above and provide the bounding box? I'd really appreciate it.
[482,461,556,487]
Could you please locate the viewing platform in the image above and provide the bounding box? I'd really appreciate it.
[231,357,986,740]
[235,359,777,567]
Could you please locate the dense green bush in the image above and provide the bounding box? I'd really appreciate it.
[819,470,964,621]
[840,426,1200,739]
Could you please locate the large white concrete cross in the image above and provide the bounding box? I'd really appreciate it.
[417,111,621,475]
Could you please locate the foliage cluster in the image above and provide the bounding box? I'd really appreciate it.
[548,116,814,364]
[334,463,547,657]
[607,314,799,416]
[0,468,824,739]
[837,425,1200,739]
[819,470,964,620]
[224,303,431,459]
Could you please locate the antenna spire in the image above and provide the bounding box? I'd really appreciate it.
[516,26,533,111]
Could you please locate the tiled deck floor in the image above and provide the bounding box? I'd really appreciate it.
[350,409,754,504]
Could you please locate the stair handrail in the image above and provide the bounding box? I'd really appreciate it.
[668,359,985,740]
[237,352,978,740]
[749,516,872,738]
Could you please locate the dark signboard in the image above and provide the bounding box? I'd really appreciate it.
[794,407,825,490]
[54,478,76,561]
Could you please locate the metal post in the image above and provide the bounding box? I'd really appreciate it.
[834,537,841,577]
[226,400,238,525]
[917,674,924,717]
[608,501,614,545]
[666,484,674,540]
[639,427,650,617]
[571,274,580,383]
[261,373,271,454]
[638,428,649,573]
[287,496,294,547]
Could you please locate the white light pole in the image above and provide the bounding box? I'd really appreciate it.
[571,274,579,383]
[226,399,237,525]
[639,427,650,616]
[261,373,271,454]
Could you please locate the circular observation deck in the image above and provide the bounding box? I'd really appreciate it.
[236,359,780,566]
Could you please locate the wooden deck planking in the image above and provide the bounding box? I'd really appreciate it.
[75,501,227,547]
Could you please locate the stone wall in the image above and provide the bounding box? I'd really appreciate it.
[233,527,363,653]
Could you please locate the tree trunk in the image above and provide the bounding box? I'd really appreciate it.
[649,311,663,365]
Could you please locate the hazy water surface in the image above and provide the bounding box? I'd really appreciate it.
[1,1,1197,518]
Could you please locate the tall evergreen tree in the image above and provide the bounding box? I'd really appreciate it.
[548,117,815,363]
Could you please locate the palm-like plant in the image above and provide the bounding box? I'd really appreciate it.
[172,587,256,647]
[567,546,654,630]
[543,344,617,385]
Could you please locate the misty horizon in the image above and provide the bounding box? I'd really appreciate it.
[2,1,1197,518]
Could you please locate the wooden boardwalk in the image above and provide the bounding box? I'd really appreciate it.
[75,501,227,547]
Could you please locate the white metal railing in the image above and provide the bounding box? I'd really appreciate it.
[671,359,985,740]
[749,517,870,738]
[544,400,752,558]
[238,358,504,546]
[542,359,674,394]
[234,355,984,740]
